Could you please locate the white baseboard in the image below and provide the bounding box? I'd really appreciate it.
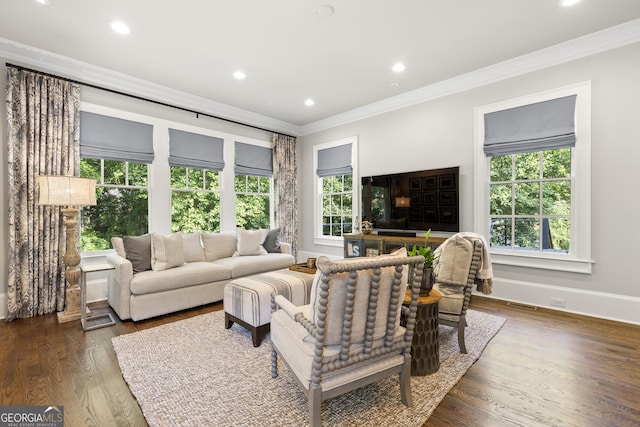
[479,278,640,325]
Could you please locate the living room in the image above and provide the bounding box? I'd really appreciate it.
[1,1,640,426]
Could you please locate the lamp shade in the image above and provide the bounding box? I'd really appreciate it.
[38,176,97,206]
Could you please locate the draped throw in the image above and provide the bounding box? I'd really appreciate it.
[272,134,298,257]
[6,67,81,320]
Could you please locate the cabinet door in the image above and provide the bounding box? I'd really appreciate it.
[344,237,363,258]
[363,240,383,257]
[384,240,406,254]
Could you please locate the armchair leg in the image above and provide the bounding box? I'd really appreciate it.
[309,385,322,427]
[399,355,413,407]
[458,314,467,354]
[271,349,279,378]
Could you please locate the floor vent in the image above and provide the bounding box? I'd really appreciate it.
[506,301,538,310]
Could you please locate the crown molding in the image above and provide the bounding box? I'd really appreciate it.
[300,18,640,136]
[3,18,640,138]
[0,38,302,137]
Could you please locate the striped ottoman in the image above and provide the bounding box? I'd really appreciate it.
[224,268,315,346]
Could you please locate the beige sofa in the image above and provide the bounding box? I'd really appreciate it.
[107,229,294,321]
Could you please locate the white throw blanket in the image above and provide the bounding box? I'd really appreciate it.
[434,232,494,294]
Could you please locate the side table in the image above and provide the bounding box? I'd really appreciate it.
[404,289,442,375]
[81,263,116,331]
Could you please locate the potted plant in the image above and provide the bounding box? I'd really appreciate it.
[407,229,435,296]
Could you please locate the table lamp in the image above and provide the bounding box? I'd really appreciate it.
[38,175,97,323]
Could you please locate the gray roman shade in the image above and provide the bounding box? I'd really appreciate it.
[316,143,352,177]
[80,111,154,163]
[235,141,273,177]
[169,129,225,171]
[483,95,577,157]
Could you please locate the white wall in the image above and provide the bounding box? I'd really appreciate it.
[298,43,640,324]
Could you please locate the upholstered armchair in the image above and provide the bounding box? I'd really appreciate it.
[270,248,424,427]
[432,233,492,354]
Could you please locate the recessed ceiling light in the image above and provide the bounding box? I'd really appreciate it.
[318,5,335,16]
[110,21,130,35]
[233,71,246,80]
[561,0,581,6]
[304,99,315,107]
[35,0,50,5]
[390,82,399,88]
[392,63,406,73]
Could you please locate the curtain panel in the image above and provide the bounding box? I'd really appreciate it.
[6,67,80,320]
[272,134,298,257]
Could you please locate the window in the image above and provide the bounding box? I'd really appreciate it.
[169,128,225,233]
[489,148,571,253]
[235,175,271,229]
[234,141,273,229]
[321,174,353,237]
[314,136,358,245]
[474,82,592,273]
[171,167,221,233]
[81,159,149,250]
[79,111,154,251]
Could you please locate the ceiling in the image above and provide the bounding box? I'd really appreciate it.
[2,0,640,131]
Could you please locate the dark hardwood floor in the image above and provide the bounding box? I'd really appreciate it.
[1,297,638,426]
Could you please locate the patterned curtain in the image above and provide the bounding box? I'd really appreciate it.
[6,67,80,320]
[272,134,298,258]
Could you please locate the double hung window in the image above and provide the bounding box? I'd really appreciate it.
[79,111,153,251]
[314,137,358,244]
[474,82,591,272]
[235,142,273,229]
[169,129,224,232]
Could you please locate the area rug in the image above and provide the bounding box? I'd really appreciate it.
[112,309,505,427]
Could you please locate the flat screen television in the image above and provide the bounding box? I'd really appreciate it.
[361,166,459,233]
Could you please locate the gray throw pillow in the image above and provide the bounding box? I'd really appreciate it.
[262,228,281,253]
[123,234,152,273]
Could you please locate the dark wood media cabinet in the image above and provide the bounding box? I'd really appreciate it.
[343,233,446,258]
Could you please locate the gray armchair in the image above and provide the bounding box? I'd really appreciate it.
[270,248,424,427]
[432,233,490,354]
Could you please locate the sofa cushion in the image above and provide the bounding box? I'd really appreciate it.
[182,232,206,263]
[235,229,268,256]
[212,253,294,278]
[123,234,152,273]
[151,232,185,271]
[202,232,237,261]
[130,262,231,295]
[262,228,281,253]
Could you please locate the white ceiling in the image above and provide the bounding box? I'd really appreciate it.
[2,0,640,133]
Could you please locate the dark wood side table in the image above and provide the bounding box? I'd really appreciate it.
[404,289,442,375]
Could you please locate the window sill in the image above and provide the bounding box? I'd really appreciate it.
[490,252,593,274]
[313,236,344,248]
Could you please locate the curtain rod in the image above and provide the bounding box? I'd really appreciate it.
[6,62,297,139]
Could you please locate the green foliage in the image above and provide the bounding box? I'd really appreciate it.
[322,175,354,237]
[489,148,572,253]
[407,230,434,269]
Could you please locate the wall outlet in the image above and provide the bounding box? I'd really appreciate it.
[550,297,567,308]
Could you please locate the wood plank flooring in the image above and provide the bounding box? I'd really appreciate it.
[1,297,638,426]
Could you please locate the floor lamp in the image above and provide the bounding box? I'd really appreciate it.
[38,176,97,323]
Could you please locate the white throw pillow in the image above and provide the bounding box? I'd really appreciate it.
[202,232,238,261]
[235,229,268,256]
[151,232,185,271]
[182,232,206,263]
[111,237,126,257]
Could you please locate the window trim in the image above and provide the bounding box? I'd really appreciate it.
[473,82,592,273]
[313,136,358,247]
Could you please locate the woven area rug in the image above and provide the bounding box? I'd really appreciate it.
[112,309,505,427]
